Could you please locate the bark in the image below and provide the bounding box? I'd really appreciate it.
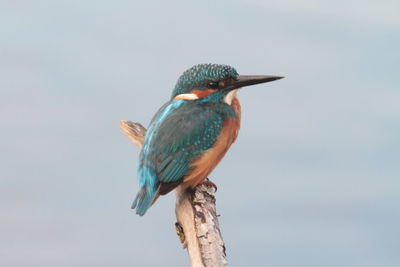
[120,120,228,267]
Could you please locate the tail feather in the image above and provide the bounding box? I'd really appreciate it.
[133,165,160,216]
[131,185,158,216]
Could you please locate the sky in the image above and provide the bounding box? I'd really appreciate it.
[1,0,399,266]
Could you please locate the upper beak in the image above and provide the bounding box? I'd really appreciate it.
[224,75,284,90]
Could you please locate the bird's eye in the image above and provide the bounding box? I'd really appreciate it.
[208,81,219,88]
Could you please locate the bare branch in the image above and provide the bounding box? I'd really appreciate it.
[119,120,147,149]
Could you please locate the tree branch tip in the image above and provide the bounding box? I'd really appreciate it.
[175,222,187,248]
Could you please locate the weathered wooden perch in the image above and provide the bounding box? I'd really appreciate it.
[120,120,228,267]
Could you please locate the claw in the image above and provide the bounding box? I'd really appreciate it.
[200,178,218,192]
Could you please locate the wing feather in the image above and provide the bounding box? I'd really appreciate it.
[140,100,235,193]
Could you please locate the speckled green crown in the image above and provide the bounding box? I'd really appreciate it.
[172,64,238,97]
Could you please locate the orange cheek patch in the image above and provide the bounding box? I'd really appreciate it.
[191,89,218,99]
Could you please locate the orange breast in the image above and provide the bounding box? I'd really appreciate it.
[182,97,241,188]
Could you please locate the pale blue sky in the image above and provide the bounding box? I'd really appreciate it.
[1,0,399,266]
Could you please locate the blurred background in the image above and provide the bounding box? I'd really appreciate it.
[1,0,399,266]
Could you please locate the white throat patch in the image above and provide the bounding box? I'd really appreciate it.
[224,89,238,105]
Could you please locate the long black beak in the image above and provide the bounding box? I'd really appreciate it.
[225,75,283,90]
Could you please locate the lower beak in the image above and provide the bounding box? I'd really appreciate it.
[225,75,284,90]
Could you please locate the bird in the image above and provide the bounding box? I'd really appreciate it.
[132,63,283,215]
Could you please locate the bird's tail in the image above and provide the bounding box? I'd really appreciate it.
[132,165,161,216]
[131,184,158,216]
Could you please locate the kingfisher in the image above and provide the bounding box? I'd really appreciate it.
[132,63,283,215]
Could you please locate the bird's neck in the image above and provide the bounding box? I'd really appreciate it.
[230,95,241,120]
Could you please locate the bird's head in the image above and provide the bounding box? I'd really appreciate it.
[172,63,283,104]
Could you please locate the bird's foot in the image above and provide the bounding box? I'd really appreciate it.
[200,178,218,192]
